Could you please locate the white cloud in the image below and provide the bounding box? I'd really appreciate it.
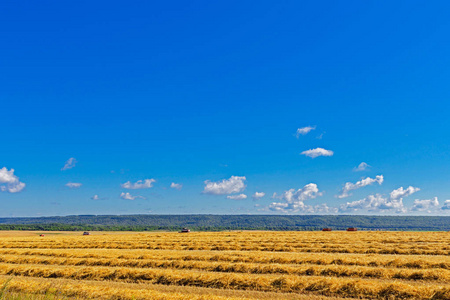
[91,195,100,200]
[354,162,370,172]
[203,176,246,195]
[0,167,26,193]
[366,194,406,212]
[65,182,82,189]
[337,175,384,198]
[339,198,368,212]
[252,192,265,200]
[1,182,26,193]
[120,192,136,200]
[269,183,323,213]
[300,148,334,158]
[227,194,247,200]
[120,192,145,200]
[0,167,18,184]
[296,126,316,138]
[411,197,439,212]
[61,157,77,171]
[339,193,405,213]
[170,182,182,190]
[121,179,156,189]
[339,186,420,213]
[390,186,420,200]
[442,200,450,211]
[313,203,338,214]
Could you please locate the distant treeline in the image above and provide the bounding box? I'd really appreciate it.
[0,215,449,231]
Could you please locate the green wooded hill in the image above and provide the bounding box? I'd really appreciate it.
[0,215,449,231]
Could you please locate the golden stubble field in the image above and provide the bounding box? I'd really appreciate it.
[0,230,449,299]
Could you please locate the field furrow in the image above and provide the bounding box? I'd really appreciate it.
[0,254,449,282]
[0,263,449,299]
[0,275,357,300]
[0,248,448,270]
[1,242,448,255]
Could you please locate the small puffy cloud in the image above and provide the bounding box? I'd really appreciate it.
[61,157,77,171]
[121,179,156,189]
[390,186,420,201]
[301,148,334,158]
[120,192,135,200]
[227,194,247,200]
[0,167,19,184]
[296,126,316,138]
[442,200,450,211]
[120,192,145,200]
[0,167,26,193]
[337,175,384,199]
[170,182,182,190]
[354,162,370,172]
[203,176,246,195]
[65,182,82,188]
[269,183,323,213]
[411,197,439,212]
[1,182,26,193]
[252,192,265,200]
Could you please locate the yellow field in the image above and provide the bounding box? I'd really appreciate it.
[0,231,449,299]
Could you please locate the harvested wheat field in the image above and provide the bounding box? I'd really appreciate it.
[0,231,449,299]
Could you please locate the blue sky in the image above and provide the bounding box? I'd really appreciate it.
[1,1,449,217]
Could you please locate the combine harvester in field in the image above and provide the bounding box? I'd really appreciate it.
[179,227,190,233]
[322,228,332,231]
